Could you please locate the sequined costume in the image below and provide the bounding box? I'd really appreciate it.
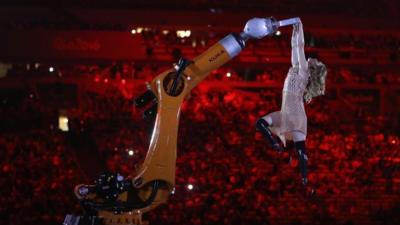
[264,23,309,146]
[267,66,309,145]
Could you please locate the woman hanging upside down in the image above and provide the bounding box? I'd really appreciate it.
[256,20,327,187]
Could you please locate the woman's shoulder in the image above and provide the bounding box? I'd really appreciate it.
[288,66,308,75]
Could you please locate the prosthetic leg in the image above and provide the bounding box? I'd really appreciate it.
[294,141,308,185]
[294,141,315,196]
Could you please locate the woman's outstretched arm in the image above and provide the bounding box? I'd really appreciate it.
[291,24,299,67]
[296,22,307,71]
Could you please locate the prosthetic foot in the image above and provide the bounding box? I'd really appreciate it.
[256,118,283,152]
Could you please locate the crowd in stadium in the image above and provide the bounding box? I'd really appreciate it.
[1,67,399,224]
[1,8,399,224]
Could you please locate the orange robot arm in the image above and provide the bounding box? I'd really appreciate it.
[70,16,300,225]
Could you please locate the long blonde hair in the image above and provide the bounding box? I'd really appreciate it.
[304,58,327,104]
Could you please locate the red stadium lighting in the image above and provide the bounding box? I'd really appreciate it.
[2,164,9,172]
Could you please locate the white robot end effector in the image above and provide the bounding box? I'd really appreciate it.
[241,17,301,40]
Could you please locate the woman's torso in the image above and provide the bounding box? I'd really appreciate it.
[283,66,309,96]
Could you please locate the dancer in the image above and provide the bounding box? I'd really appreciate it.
[256,21,327,186]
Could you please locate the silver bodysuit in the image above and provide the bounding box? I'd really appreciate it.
[265,66,309,145]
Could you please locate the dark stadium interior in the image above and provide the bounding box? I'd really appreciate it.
[0,1,399,225]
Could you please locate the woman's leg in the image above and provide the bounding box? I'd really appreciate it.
[256,112,282,151]
[292,131,308,185]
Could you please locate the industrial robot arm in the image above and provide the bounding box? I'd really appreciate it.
[70,16,300,225]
